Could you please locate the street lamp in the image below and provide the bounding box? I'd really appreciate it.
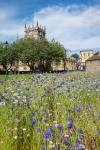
[4,41,9,76]
[5,41,8,50]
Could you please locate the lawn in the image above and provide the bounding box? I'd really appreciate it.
[0,72,100,150]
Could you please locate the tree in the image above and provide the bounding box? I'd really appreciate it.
[0,42,20,72]
[71,53,80,70]
[0,38,67,73]
[15,38,66,72]
[45,39,66,71]
[71,53,79,59]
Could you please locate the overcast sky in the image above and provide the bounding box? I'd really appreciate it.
[0,0,100,54]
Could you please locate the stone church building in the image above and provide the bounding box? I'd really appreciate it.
[16,22,77,72]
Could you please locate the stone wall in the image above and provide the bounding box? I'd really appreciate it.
[80,50,94,66]
[86,60,100,71]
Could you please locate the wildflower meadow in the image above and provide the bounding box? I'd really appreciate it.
[0,72,100,150]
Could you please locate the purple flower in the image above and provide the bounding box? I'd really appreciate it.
[56,145,60,150]
[97,131,100,134]
[44,131,51,138]
[57,124,63,130]
[36,128,40,132]
[69,147,74,150]
[56,134,60,139]
[43,119,48,123]
[13,93,19,97]
[49,126,54,132]
[31,120,36,125]
[77,129,83,134]
[77,144,85,149]
[42,146,46,150]
[67,122,74,129]
[75,140,81,147]
[0,80,5,84]
[77,108,82,112]
[67,116,73,122]
[63,140,70,146]
[80,134,84,139]
[67,109,74,113]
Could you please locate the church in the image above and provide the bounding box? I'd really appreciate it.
[24,21,46,40]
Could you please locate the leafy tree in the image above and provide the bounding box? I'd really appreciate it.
[71,53,80,70]
[0,42,20,72]
[0,38,67,72]
[71,53,79,59]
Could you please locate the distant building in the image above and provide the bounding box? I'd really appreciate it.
[24,21,46,40]
[86,52,100,71]
[80,50,95,69]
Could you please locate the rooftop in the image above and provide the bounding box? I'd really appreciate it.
[80,50,94,52]
[86,52,100,61]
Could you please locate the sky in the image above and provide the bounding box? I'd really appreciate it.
[0,0,100,54]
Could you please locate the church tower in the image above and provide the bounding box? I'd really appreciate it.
[24,21,46,40]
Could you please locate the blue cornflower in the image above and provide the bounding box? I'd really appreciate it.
[67,109,74,113]
[56,134,60,139]
[63,140,70,146]
[36,128,40,132]
[44,131,51,138]
[77,108,82,112]
[57,124,63,130]
[67,88,70,92]
[69,147,74,150]
[56,145,60,150]
[75,140,81,147]
[77,129,83,134]
[77,144,85,149]
[0,80,5,84]
[43,119,48,123]
[42,146,46,150]
[67,116,73,122]
[97,131,100,134]
[31,109,38,117]
[49,126,54,132]
[67,122,74,129]
[80,134,84,139]
[31,120,36,125]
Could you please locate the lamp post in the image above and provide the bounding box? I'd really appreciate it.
[4,41,8,76]
[5,41,8,48]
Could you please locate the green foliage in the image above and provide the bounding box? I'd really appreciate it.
[71,53,79,59]
[13,38,67,72]
[0,38,67,72]
[0,42,19,71]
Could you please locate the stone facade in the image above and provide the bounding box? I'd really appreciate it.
[86,52,100,71]
[80,50,95,68]
[24,22,46,40]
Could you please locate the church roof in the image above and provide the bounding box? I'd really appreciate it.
[86,52,100,61]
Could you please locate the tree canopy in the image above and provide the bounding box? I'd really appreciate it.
[0,38,67,72]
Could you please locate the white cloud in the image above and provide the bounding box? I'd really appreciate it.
[34,5,100,50]
[0,7,25,42]
[0,5,100,51]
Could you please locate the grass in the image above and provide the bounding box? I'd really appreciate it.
[0,72,100,150]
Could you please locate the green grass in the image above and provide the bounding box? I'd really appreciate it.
[0,72,100,150]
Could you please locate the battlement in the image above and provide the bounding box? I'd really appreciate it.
[24,21,46,39]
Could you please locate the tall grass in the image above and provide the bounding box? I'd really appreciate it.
[0,72,100,150]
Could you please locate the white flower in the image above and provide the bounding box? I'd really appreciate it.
[14,136,17,140]
[22,128,26,131]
